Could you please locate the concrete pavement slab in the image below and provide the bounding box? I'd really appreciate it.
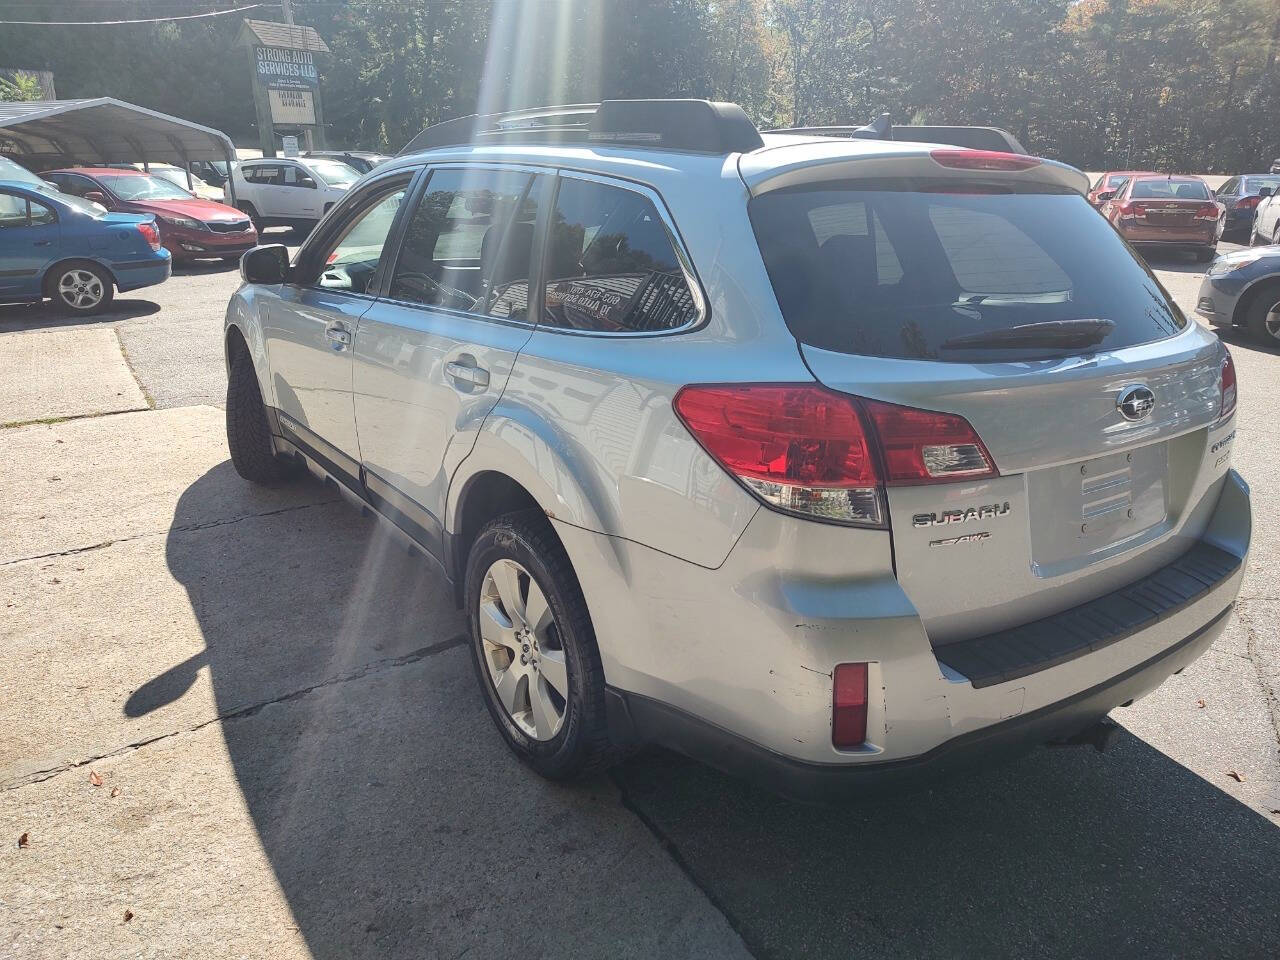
[2,644,751,960]
[0,405,330,564]
[0,327,147,426]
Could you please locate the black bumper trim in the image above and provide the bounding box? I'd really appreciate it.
[935,542,1242,689]
[612,603,1232,801]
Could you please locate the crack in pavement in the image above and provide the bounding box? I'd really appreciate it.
[1236,604,1280,751]
[2,633,467,791]
[0,499,340,567]
[611,770,766,960]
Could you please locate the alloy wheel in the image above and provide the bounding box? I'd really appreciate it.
[57,269,105,310]
[477,558,569,740]
[1263,297,1280,343]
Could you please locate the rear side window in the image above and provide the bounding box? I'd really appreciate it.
[749,180,1186,362]
[541,177,699,333]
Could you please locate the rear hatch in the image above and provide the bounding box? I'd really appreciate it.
[745,149,1232,644]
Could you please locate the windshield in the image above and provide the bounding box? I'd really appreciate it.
[749,179,1186,362]
[305,158,359,186]
[0,156,46,187]
[99,173,196,201]
[1130,179,1209,200]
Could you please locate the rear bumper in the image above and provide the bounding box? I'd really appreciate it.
[112,254,171,292]
[612,602,1232,801]
[583,467,1249,797]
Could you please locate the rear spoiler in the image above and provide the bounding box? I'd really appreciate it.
[766,114,1028,155]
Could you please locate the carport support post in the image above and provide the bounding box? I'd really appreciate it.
[222,142,238,208]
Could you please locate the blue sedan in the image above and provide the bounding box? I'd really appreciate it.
[0,179,171,315]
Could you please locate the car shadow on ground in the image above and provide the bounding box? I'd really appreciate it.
[144,463,1280,960]
[0,298,160,333]
[172,259,241,276]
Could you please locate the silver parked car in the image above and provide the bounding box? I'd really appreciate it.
[223,101,1250,799]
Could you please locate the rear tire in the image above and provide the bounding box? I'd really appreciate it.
[465,510,616,780]
[226,342,300,484]
[1243,280,1280,345]
[47,261,113,315]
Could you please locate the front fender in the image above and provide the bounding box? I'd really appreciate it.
[224,286,276,408]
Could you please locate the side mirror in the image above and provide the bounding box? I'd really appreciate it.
[1259,186,1274,198]
[298,176,317,189]
[84,190,106,205]
[1096,190,1115,203]
[240,244,291,284]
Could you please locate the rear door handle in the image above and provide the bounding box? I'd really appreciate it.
[445,360,490,388]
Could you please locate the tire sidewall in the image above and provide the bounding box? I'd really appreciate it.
[1246,281,1280,345]
[465,517,594,778]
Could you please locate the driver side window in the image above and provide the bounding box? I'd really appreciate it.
[310,182,408,295]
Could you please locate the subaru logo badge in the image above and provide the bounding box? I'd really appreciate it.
[1117,385,1156,422]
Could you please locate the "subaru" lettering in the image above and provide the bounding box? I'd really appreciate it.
[913,502,1011,528]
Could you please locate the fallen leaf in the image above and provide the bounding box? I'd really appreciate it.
[1271,809,1280,815]
[122,909,133,924]
[88,770,103,787]
[1227,771,1245,782]
[110,787,121,798]
[1196,699,1206,708]
[50,578,60,585]
[18,832,29,849]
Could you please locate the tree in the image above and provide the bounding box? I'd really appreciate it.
[0,71,43,103]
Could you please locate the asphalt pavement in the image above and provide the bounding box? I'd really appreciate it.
[2,237,1278,959]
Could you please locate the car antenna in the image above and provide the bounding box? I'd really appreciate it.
[849,112,892,140]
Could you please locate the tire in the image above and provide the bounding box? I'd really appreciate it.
[237,202,263,234]
[1195,246,1215,263]
[47,261,113,315]
[465,510,616,780]
[225,343,300,484]
[1243,280,1280,345]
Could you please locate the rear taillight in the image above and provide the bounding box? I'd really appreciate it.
[930,148,1041,172]
[1220,348,1237,422]
[1115,201,1136,218]
[137,221,161,250]
[672,384,998,527]
[672,385,883,525]
[1238,195,1262,210]
[861,399,997,485]
[1194,204,1219,220]
[832,663,869,748]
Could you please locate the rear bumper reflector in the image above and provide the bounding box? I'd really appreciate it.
[935,542,1242,688]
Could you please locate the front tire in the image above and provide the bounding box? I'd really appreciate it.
[225,343,299,484]
[1244,280,1280,345]
[237,202,263,233]
[465,511,615,780]
[49,261,113,315]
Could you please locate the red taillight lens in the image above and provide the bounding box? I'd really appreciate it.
[832,663,869,748]
[930,148,1041,172]
[1238,195,1262,210]
[861,399,997,485]
[673,384,999,525]
[1220,348,1237,422]
[1115,201,1135,217]
[137,221,161,250]
[1194,203,1219,220]
[673,384,883,525]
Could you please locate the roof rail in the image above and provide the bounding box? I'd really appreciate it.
[766,116,1027,154]
[399,99,765,157]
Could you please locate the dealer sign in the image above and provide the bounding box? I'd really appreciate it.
[254,45,319,89]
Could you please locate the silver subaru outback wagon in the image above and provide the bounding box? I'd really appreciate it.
[223,100,1249,800]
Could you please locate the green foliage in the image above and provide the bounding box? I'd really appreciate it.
[0,0,1275,170]
[0,71,44,103]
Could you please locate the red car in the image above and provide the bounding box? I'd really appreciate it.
[43,167,258,263]
[1099,174,1221,262]
[1087,170,1155,207]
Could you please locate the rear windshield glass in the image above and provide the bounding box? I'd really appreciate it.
[749,179,1186,362]
[1243,176,1280,195]
[1130,179,1209,199]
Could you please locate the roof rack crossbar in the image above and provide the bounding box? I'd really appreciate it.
[400,99,765,157]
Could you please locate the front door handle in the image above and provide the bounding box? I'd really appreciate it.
[445,360,490,388]
[325,322,351,347]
